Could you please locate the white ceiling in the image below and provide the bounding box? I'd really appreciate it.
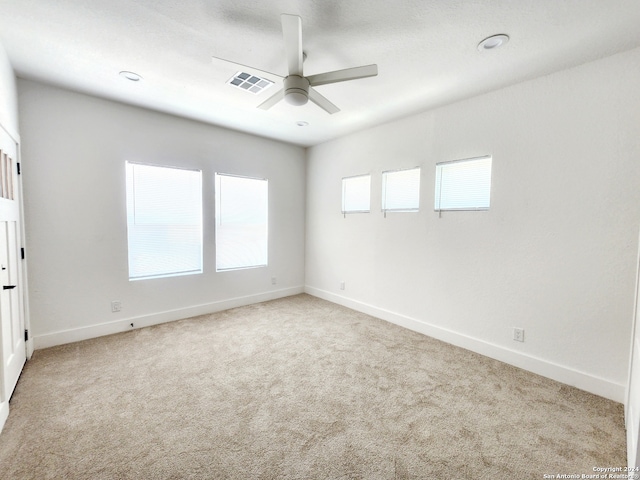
[0,0,639,147]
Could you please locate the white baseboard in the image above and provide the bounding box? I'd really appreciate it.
[0,400,8,436]
[305,286,625,403]
[34,286,304,350]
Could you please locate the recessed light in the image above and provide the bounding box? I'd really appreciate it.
[477,34,509,51]
[296,121,309,127]
[120,71,143,82]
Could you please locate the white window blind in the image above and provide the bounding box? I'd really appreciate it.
[215,173,268,271]
[382,167,421,213]
[125,162,203,280]
[342,174,371,213]
[434,156,492,211]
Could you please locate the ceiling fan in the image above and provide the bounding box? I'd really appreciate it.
[212,14,378,114]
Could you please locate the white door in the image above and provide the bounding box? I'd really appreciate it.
[0,126,25,404]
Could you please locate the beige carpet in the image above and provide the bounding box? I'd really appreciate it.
[0,294,626,479]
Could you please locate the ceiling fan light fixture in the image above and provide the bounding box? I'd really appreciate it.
[284,75,310,106]
[478,34,509,51]
[285,90,308,106]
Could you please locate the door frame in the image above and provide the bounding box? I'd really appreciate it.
[13,126,32,360]
[626,226,640,467]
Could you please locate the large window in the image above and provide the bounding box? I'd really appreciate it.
[434,156,492,211]
[381,167,421,214]
[215,173,268,271]
[125,162,202,280]
[342,174,371,214]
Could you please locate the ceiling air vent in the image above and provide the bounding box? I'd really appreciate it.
[227,72,273,94]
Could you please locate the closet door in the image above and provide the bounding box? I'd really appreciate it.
[0,126,25,406]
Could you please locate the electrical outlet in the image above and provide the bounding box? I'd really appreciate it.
[111,300,122,313]
[339,281,345,290]
[271,277,277,285]
[513,327,525,342]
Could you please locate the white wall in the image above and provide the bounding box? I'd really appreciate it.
[0,43,18,137]
[18,80,306,347]
[305,47,640,402]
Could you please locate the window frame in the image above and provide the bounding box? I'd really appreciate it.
[214,172,269,272]
[341,173,371,214]
[434,155,492,212]
[125,161,203,281]
[381,166,421,214]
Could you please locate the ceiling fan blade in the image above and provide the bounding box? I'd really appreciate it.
[307,64,378,87]
[257,88,285,110]
[281,14,304,76]
[212,55,283,81]
[308,88,340,114]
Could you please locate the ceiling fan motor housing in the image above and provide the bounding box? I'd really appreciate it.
[284,75,310,106]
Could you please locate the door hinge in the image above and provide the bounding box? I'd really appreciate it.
[24,329,28,341]
[17,162,20,175]
[20,247,25,260]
